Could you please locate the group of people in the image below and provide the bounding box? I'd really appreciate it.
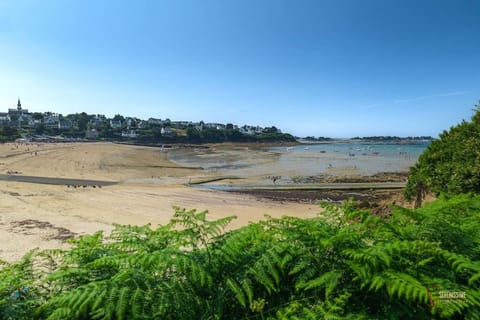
[66,184,102,189]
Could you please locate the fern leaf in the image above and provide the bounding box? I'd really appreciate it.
[300,270,342,295]
[241,278,254,306]
[46,307,72,320]
[115,286,131,320]
[226,278,246,308]
[368,275,385,292]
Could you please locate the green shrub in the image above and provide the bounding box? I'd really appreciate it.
[1,197,479,319]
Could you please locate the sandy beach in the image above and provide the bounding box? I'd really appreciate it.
[0,142,318,262]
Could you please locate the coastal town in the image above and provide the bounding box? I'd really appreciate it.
[0,99,292,143]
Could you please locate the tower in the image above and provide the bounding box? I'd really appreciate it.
[17,98,21,111]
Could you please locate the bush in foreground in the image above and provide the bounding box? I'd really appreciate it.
[1,197,480,319]
[405,104,480,205]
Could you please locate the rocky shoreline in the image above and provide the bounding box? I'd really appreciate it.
[226,172,410,214]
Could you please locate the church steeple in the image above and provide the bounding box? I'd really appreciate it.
[17,98,21,111]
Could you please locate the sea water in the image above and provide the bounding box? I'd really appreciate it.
[168,141,430,181]
[267,141,429,176]
[269,141,428,158]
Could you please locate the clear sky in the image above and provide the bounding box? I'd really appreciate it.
[0,0,479,138]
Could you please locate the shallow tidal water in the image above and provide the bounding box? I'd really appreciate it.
[168,141,430,183]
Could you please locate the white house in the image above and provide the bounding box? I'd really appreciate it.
[58,120,73,129]
[239,126,254,135]
[44,113,60,127]
[0,113,10,124]
[161,127,173,135]
[18,113,33,125]
[121,130,138,138]
[110,120,122,129]
[239,125,264,135]
[125,117,136,128]
[137,120,147,129]
[205,123,225,130]
[90,114,107,125]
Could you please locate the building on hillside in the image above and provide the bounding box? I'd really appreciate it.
[110,120,122,129]
[0,112,11,124]
[29,119,42,127]
[161,127,173,135]
[8,98,32,127]
[125,117,137,128]
[8,98,29,116]
[204,123,226,130]
[239,126,254,135]
[58,120,73,129]
[121,130,138,138]
[90,114,107,126]
[239,125,264,135]
[44,113,60,128]
[147,118,165,126]
[18,113,33,126]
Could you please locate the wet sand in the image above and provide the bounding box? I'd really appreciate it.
[0,142,317,263]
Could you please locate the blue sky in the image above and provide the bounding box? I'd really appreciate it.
[0,0,479,138]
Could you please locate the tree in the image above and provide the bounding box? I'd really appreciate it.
[31,112,44,121]
[262,126,278,134]
[186,127,202,143]
[0,126,20,142]
[405,102,480,203]
[112,114,125,125]
[77,112,89,131]
[225,128,244,142]
[99,121,114,139]
[34,124,46,135]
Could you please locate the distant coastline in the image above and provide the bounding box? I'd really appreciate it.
[297,136,433,145]
[1,99,435,145]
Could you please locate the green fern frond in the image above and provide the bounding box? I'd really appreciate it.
[249,263,277,294]
[383,271,427,303]
[367,275,386,292]
[115,286,131,320]
[226,278,246,308]
[289,260,312,276]
[46,307,72,320]
[299,270,343,297]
